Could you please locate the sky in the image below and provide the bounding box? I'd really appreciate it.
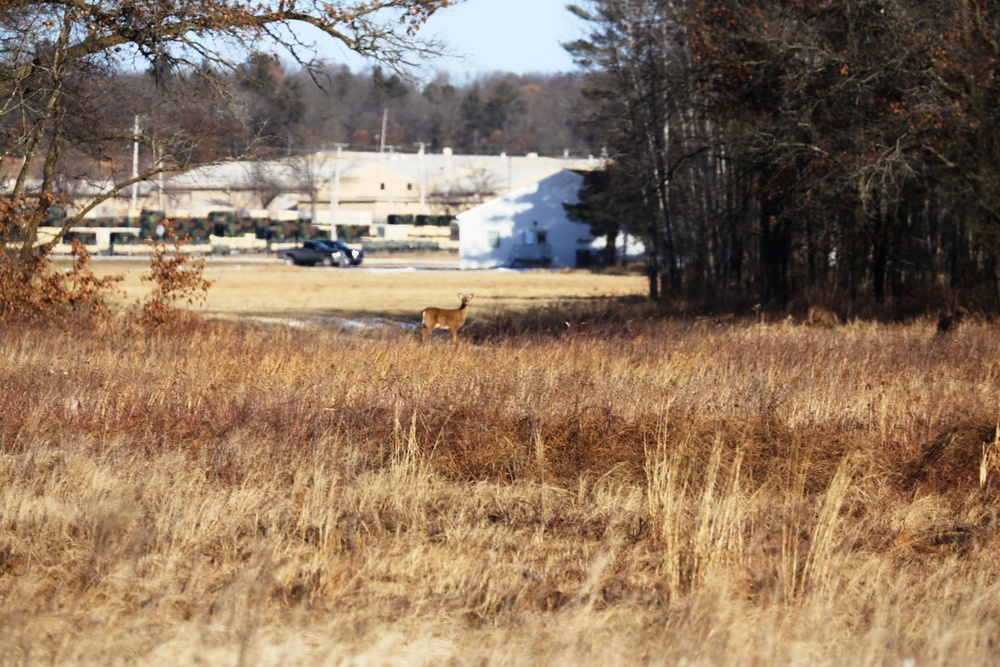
[419,0,582,78]
[324,0,584,81]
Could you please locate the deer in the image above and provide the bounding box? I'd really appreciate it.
[420,293,474,342]
[936,306,967,335]
[806,305,840,328]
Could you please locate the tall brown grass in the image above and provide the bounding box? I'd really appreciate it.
[1,309,999,665]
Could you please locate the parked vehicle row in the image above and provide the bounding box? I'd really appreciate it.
[277,239,365,267]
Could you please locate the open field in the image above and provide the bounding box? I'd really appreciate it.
[72,256,648,323]
[3,264,1000,665]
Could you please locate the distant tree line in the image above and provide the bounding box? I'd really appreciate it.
[566,0,1000,317]
[0,48,596,242]
[117,57,595,162]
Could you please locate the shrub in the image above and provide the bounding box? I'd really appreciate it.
[0,237,123,324]
[132,226,215,328]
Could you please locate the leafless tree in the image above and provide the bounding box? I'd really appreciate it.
[288,152,334,222]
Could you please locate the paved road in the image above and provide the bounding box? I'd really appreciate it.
[359,256,459,269]
[85,252,461,270]
[212,253,459,269]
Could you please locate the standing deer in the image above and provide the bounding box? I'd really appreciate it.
[806,305,840,328]
[936,306,967,335]
[421,293,474,342]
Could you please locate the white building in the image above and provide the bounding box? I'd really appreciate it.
[458,170,585,269]
[457,169,645,270]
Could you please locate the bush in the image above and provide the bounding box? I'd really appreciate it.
[0,212,215,328]
[132,227,215,328]
[0,238,123,324]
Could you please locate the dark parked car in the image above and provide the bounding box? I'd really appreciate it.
[277,239,352,267]
[323,239,365,265]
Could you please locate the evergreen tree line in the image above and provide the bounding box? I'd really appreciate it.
[126,56,594,161]
[566,0,1000,317]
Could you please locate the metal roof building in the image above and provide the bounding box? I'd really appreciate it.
[158,149,604,223]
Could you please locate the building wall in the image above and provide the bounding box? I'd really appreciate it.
[62,153,604,243]
[158,189,262,213]
[458,171,588,269]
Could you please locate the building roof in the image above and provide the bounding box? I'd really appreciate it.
[164,149,604,197]
[456,169,585,225]
[163,159,352,191]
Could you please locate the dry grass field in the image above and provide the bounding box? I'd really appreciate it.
[3,260,1000,665]
[77,256,648,322]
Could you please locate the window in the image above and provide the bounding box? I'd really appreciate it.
[488,231,501,248]
[380,183,385,190]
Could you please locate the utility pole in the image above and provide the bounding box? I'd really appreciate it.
[329,144,346,240]
[387,145,394,219]
[418,142,426,210]
[379,108,388,153]
[156,144,164,213]
[130,116,139,219]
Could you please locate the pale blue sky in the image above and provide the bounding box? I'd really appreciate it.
[420,0,582,78]
[318,0,583,80]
